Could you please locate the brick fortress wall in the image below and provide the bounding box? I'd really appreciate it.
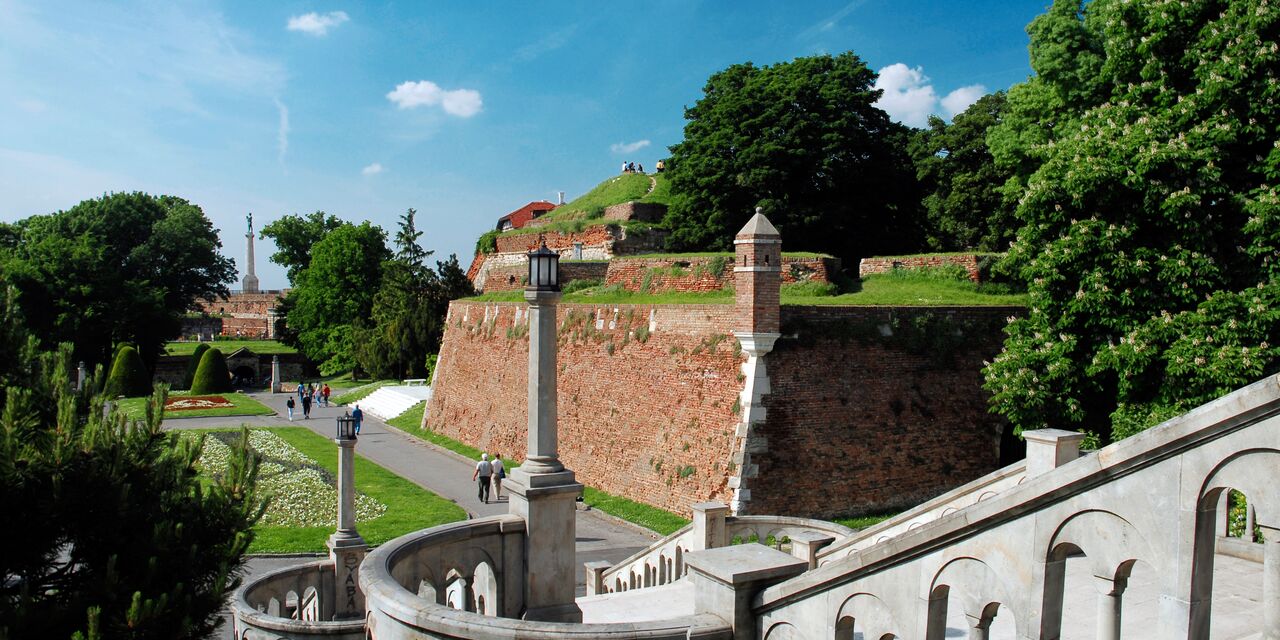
[190,290,285,338]
[425,301,1013,519]
[859,254,987,282]
[604,255,839,294]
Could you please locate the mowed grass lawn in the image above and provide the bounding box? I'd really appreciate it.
[196,427,466,553]
[165,339,297,355]
[117,391,275,420]
[388,402,691,536]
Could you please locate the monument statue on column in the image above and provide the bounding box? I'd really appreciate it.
[242,212,260,294]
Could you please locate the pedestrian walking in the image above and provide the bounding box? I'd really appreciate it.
[286,396,295,421]
[322,384,331,407]
[472,453,492,503]
[352,404,363,435]
[491,453,505,501]
[296,382,305,404]
[302,392,312,419]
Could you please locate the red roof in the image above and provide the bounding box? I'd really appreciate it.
[497,201,558,230]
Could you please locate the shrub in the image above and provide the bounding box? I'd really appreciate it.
[561,278,603,294]
[105,344,151,397]
[190,347,233,394]
[182,343,211,390]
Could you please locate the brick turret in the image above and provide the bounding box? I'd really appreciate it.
[734,208,781,334]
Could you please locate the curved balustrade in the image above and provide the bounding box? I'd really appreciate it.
[360,514,732,639]
[232,560,364,640]
[753,374,1280,639]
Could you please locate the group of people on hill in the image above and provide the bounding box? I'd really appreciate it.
[620,159,665,174]
[285,382,333,420]
[471,452,507,503]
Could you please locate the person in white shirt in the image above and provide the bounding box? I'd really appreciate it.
[472,453,492,503]
[490,453,505,501]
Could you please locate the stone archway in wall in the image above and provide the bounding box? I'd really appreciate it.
[834,592,900,640]
[926,557,1019,640]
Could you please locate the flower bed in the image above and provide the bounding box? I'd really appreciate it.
[192,430,387,527]
[166,395,236,411]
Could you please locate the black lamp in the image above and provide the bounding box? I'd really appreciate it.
[527,239,560,291]
[336,413,356,440]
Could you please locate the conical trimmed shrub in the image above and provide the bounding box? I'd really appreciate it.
[182,343,211,390]
[189,348,233,395]
[105,345,152,397]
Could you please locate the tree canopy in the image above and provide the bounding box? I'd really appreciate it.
[662,52,924,261]
[0,192,235,368]
[259,211,343,285]
[983,0,1280,442]
[0,305,263,639]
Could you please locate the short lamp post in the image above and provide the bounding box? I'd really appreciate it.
[507,239,584,622]
[328,412,367,620]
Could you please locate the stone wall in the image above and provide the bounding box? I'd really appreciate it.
[482,261,611,292]
[603,256,840,294]
[858,254,985,282]
[424,300,1012,519]
[192,291,285,338]
[154,351,311,387]
[602,202,667,223]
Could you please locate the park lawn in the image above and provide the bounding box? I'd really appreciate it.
[166,339,297,355]
[782,275,1027,306]
[314,370,380,390]
[248,427,465,553]
[390,404,690,536]
[332,380,397,405]
[116,391,275,420]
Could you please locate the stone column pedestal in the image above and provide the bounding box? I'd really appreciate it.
[686,545,807,640]
[270,355,281,393]
[328,436,367,620]
[506,468,582,621]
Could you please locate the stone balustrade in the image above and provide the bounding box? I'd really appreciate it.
[232,560,365,640]
[589,502,855,596]
[751,373,1280,639]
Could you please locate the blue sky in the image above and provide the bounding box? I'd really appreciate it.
[0,0,1047,290]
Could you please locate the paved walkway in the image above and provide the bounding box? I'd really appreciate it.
[167,391,655,637]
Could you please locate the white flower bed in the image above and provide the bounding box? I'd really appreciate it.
[187,430,388,528]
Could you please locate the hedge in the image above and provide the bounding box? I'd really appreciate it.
[189,348,233,395]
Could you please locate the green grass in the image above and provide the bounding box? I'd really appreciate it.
[782,273,1028,307]
[332,380,397,405]
[393,413,689,536]
[462,286,734,305]
[312,370,381,390]
[540,173,671,222]
[229,427,466,553]
[117,391,275,420]
[166,339,297,355]
[834,512,900,530]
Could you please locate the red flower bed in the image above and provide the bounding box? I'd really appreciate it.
[166,395,235,411]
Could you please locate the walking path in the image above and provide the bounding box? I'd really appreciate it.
[167,390,655,637]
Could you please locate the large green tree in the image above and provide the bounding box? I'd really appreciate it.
[355,210,474,379]
[910,91,1017,251]
[285,222,390,374]
[663,52,925,260]
[0,305,264,639]
[259,211,343,285]
[0,193,236,368]
[984,0,1280,442]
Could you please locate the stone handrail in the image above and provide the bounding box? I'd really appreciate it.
[816,459,1028,564]
[592,505,855,595]
[232,560,364,640]
[750,373,1280,639]
[360,515,732,639]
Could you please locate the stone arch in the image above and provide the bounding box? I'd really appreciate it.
[643,563,653,587]
[472,561,498,616]
[763,621,800,639]
[675,546,684,577]
[417,578,438,604]
[1041,509,1156,639]
[1188,448,1280,637]
[941,507,959,517]
[926,557,1018,639]
[301,586,320,621]
[834,592,899,640]
[444,568,470,611]
[658,553,667,584]
[285,589,299,619]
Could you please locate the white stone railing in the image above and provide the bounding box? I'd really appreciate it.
[746,373,1280,639]
[817,460,1028,565]
[232,560,364,640]
[588,502,855,595]
[360,515,733,639]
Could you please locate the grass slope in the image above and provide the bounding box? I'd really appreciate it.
[117,392,275,420]
[541,173,670,222]
[389,403,690,536]
[333,380,397,405]
[166,340,297,355]
[248,427,465,553]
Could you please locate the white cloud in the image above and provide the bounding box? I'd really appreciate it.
[941,84,987,118]
[874,63,987,128]
[361,162,384,176]
[274,99,289,164]
[286,11,349,37]
[610,139,651,155]
[386,80,483,118]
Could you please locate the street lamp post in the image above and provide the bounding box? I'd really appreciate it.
[506,240,583,622]
[328,412,367,620]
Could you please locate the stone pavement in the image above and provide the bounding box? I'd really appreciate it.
[165,390,654,637]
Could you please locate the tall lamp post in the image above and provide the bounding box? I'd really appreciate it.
[328,413,367,620]
[506,240,583,622]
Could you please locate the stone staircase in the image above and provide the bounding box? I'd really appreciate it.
[350,385,431,421]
